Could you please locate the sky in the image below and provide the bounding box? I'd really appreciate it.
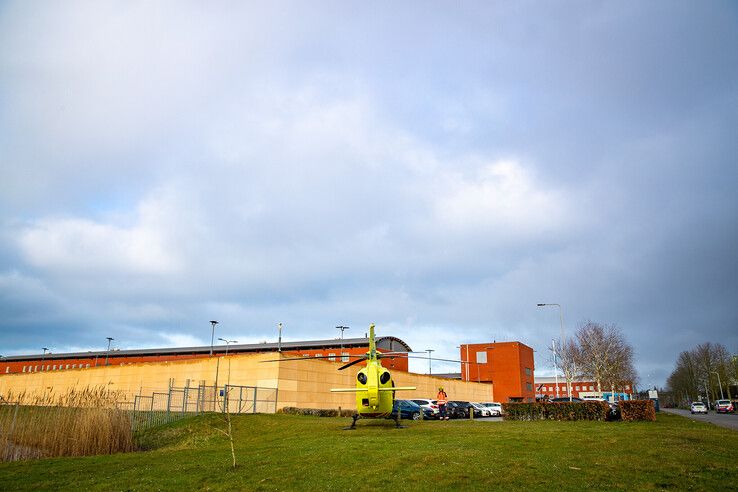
[1,1,737,387]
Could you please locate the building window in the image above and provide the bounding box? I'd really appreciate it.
[625,385,630,390]
[476,351,487,364]
[5,367,8,373]
[53,365,57,370]
[525,367,531,376]
[66,364,70,369]
[46,365,51,371]
[34,365,38,371]
[328,353,336,361]
[589,386,594,391]
[86,364,90,368]
[22,366,26,372]
[341,353,349,362]
[526,383,532,391]
[302,354,310,357]
[314,353,322,357]
[72,364,76,368]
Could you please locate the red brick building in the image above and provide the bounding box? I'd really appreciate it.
[459,341,535,402]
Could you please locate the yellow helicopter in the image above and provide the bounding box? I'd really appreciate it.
[266,323,467,429]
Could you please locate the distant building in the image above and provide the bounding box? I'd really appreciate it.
[459,341,535,402]
[534,376,633,401]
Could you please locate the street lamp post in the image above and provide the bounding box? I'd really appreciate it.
[105,337,114,366]
[209,321,219,356]
[537,303,564,343]
[218,338,238,357]
[42,347,49,362]
[711,371,725,400]
[426,349,435,375]
[278,323,283,352]
[552,339,560,399]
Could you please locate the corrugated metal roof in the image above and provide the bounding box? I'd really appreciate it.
[1,336,412,362]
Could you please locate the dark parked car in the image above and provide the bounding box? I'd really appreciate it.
[446,401,473,419]
[390,400,429,420]
[550,397,584,402]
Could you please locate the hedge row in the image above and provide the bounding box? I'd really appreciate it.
[620,400,656,421]
[277,407,355,417]
[502,401,610,421]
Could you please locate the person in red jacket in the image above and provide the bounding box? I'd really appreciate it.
[437,387,449,420]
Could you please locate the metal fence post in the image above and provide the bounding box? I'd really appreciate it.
[253,387,258,414]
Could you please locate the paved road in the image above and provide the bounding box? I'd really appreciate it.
[662,408,738,432]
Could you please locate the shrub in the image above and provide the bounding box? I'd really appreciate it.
[502,401,610,421]
[620,400,656,421]
[277,407,354,417]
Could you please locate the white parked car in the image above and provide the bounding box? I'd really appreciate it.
[469,402,492,417]
[410,399,440,419]
[481,402,503,416]
[690,402,708,414]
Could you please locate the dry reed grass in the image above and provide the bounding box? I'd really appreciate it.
[0,386,135,461]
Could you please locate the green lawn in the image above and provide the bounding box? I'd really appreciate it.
[1,412,735,491]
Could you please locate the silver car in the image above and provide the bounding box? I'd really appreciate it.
[410,399,440,419]
[481,402,503,416]
[690,402,708,414]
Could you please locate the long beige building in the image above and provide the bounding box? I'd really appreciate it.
[0,352,493,411]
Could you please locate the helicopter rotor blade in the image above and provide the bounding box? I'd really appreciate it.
[338,356,368,370]
[379,354,473,364]
[260,355,366,363]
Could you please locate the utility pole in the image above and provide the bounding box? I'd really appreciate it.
[209,321,218,356]
[552,339,560,399]
[711,371,725,400]
[105,337,114,366]
[278,323,283,352]
[426,349,434,375]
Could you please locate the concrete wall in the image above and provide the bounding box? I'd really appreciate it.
[0,352,492,410]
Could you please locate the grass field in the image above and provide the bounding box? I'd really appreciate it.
[0,412,736,491]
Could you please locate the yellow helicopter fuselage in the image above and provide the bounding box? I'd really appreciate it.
[354,359,395,417]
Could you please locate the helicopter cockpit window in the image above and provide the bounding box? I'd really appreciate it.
[379,371,391,384]
[357,372,367,384]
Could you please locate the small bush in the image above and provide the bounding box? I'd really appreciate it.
[277,407,354,417]
[503,401,610,421]
[620,400,656,421]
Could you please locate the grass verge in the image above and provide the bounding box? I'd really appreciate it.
[0,412,735,490]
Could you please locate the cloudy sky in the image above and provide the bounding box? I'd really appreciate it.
[1,1,736,386]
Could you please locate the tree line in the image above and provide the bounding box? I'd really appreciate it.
[552,321,637,398]
[666,342,736,404]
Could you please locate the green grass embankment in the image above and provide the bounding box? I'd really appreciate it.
[0,412,735,490]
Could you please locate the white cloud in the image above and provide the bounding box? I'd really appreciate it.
[434,160,568,236]
[17,188,185,275]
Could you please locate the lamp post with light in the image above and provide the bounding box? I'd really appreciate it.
[209,321,219,356]
[105,337,114,366]
[426,349,435,375]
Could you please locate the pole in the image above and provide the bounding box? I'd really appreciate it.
[552,339,559,399]
[278,323,283,352]
[711,372,724,400]
[209,321,218,356]
[105,337,114,366]
[426,349,434,375]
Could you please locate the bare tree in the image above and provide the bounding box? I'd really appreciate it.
[550,338,580,401]
[666,342,734,405]
[575,321,635,398]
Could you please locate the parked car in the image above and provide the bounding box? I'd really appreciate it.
[410,398,440,419]
[715,400,734,414]
[550,397,584,402]
[469,402,492,417]
[481,402,503,416]
[390,400,427,420]
[446,401,473,419]
[690,402,708,414]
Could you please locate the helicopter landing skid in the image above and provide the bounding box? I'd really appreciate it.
[343,413,360,430]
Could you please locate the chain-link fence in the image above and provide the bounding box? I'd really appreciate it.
[125,384,278,431]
